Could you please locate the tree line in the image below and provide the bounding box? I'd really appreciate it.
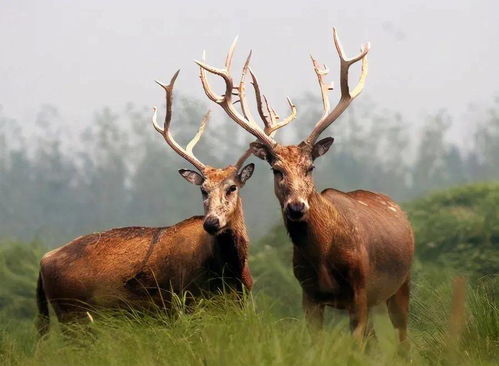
[0,95,498,244]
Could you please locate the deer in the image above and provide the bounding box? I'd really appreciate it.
[194,28,415,344]
[35,70,259,336]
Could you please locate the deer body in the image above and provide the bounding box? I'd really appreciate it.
[194,27,414,342]
[38,207,252,324]
[290,189,413,306]
[36,70,257,336]
[258,144,414,340]
[289,189,413,336]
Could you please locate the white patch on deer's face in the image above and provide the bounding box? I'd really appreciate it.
[200,166,241,233]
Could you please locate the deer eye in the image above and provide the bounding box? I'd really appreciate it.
[306,165,315,175]
[272,168,283,180]
[200,188,208,199]
[226,185,237,195]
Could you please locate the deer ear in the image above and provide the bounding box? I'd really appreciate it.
[178,169,204,185]
[312,137,334,160]
[238,163,255,185]
[249,142,272,162]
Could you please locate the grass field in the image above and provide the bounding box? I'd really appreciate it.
[1,183,498,365]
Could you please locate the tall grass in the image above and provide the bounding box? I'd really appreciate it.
[0,241,497,366]
[1,182,498,365]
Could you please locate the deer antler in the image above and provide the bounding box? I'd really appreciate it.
[233,148,253,170]
[304,28,369,145]
[248,68,297,137]
[310,55,333,121]
[194,38,296,146]
[152,70,208,173]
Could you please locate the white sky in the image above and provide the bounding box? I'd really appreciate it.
[1,0,498,147]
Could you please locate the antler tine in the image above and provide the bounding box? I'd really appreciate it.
[333,27,370,66]
[268,97,297,137]
[248,68,297,136]
[225,36,239,72]
[263,95,275,127]
[310,55,333,119]
[332,27,370,99]
[238,51,255,121]
[152,70,207,172]
[198,50,224,103]
[234,148,253,170]
[350,43,369,99]
[305,27,370,145]
[247,68,269,126]
[233,53,256,171]
[194,41,276,147]
[186,110,210,155]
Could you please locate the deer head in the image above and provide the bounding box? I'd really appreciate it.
[195,28,369,222]
[152,71,255,234]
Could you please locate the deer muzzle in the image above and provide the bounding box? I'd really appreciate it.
[285,200,309,221]
[203,215,221,234]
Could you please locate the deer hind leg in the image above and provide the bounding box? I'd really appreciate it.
[303,291,324,332]
[386,277,410,344]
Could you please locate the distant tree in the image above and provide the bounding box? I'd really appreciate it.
[412,111,452,196]
[474,98,499,180]
[77,107,131,232]
[0,97,498,244]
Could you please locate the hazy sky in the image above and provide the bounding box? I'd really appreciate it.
[1,0,498,144]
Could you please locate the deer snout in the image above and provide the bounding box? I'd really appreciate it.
[203,215,220,234]
[285,200,308,221]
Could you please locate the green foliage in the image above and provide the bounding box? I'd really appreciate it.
[1,97,499,244]
[0,254,497,365]
[406,182,499,276]
[0,242,45,321]
[0,184,498,365]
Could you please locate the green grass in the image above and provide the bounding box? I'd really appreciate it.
[1,182,498,365]
[0,244,497,366]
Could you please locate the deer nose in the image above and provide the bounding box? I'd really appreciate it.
[203,216,220,234]
[285,201,306,220]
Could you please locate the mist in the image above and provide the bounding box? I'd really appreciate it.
[1,0,498,244]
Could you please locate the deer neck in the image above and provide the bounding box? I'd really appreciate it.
[212,197,249,279]
[215,197,248,245]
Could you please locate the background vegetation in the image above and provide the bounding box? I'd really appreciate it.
[2,3,498,364]
[1,96,499,244]
[1,92,498,365]
[0,183,497,365]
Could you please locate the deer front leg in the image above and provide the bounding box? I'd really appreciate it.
[241,260,253,291]
[303,291,324,331]
[349,291,368,340]
[348,268,368,341]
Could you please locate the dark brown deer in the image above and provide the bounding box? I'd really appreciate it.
[36,70,256,336]
[195,28,415,343]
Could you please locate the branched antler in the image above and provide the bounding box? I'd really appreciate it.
[248,69,297,137]
[152,70,208,172]
[195,38,297,146]
[305,28,369,145]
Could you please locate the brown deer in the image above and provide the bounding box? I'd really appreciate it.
[36,70,256,336]
[195,28,415,343]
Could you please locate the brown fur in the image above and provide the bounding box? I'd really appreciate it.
[37,166,253,334]
[252,143,414,342]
